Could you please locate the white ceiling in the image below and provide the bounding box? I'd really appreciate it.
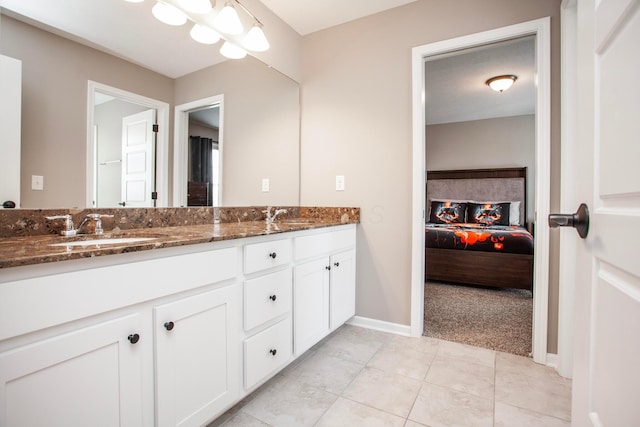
[259,0,418,35]
[1,0,534,124]
[425,36,535,125]
[0,0,418,78]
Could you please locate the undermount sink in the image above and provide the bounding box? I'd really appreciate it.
[49,237,157,247]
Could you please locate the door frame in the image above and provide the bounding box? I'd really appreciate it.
[410,18,552,365]
[86,81,170,207]
[173,95,225,207]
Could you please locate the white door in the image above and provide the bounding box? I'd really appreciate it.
[294,258,330,356]
[122,109,156,207]
[570,0,640,425]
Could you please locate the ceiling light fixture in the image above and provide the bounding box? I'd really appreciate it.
[151,2,187,26]
[190,24,221,44]
[485,75,518,93]
[219,41,247,59]
[130,0,270,59]
[214,2,244,34]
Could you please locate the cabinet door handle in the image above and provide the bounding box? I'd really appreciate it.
[269,252,277,259]
[334,262,340,267]
[269,348,277,356]
[128,333,140,344]
[325,265,331,270]
[269,294,277,301]
[164,321,175,331]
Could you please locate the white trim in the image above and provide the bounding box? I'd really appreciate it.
[546,352,559,369]
[410,18,552,365]
[86,81,169,208]
[173,95,225,207]
[557,0,577,379]
[346,316,411,336]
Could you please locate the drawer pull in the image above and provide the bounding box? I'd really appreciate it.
[269,294,277,301]
[128,333,140,344]
[269,252,277,259]
[164,321,175,331]
[334,262,340,267]
[269,348,277,356]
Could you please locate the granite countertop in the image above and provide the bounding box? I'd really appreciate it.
[0,218,357,269]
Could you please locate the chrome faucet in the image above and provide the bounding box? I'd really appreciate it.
[76,213,114,235]
[262,207,287,225]
[46,213,114,236]
[45,214,77,236]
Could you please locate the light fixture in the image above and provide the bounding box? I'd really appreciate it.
[485,75,518,93]
[190,24,221,44]
[214,2,244,35]
[244,24,269,52]
[219,41,247,59]
[126,0,269,59]
[152,2,187,26]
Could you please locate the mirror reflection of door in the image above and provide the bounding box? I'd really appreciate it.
[187,105,220,207]
[93,92,157,207]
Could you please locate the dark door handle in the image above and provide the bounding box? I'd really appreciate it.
[548,203,589,239]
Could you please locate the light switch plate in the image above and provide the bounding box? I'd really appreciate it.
[32,175,44,191]
[336,175,345,191]
[262,178,270,192]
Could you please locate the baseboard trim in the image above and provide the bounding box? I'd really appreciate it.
[346,316,411,336]
[546,353,559,369]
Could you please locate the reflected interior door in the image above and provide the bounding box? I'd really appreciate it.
[572,0,640,425]
[121,109,156,207]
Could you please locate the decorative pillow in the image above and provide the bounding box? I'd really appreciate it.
[429,201,467,224]
[467,202,510,226]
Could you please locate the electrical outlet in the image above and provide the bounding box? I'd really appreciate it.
[262,178,270,192]
[32,175,44,191]
[336,175,345,191]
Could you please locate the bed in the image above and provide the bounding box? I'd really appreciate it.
[425,167,534,291]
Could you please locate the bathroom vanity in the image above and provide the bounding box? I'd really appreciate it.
[0,213,357,427]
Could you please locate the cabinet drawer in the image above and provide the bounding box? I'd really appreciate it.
[244,269,292,331]
[244,317,292,389]
[244,238,292,274]
[294,227,356,260]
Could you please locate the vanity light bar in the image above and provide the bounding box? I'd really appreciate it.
[126,0,269,58]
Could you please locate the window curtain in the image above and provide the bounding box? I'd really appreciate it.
[188,136,218,206]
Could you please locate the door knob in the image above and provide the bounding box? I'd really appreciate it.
[548,203,589,239]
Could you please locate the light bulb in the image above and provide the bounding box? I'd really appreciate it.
[176,0,212,14]
[220,41,247,59]
[486,75,517,93]
[214,3,244,35]
[152,2,187,26]
[244,24,269,52]
[124,0,144,3]
[190,24,221,44]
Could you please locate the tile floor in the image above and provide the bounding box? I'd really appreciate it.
[209,325,572,427]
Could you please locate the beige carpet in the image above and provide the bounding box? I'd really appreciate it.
[423,281,533,357]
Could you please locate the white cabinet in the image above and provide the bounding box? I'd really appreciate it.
[293,227,357,356]
[0,224,356,426]
[155,285,241,427]
[293,258,330,355]
[0,314,145,427]
[329,249,356,329]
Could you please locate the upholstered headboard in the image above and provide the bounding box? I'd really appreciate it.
[426,167,527,226]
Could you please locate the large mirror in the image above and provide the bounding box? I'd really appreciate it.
[0,11,300,209]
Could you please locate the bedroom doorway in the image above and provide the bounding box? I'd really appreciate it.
[410,18,552,365]
[422,38,536,357]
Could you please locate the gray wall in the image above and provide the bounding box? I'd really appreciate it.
[426,115,536,224]
[0,15,174,209]
[299,0,562,352]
